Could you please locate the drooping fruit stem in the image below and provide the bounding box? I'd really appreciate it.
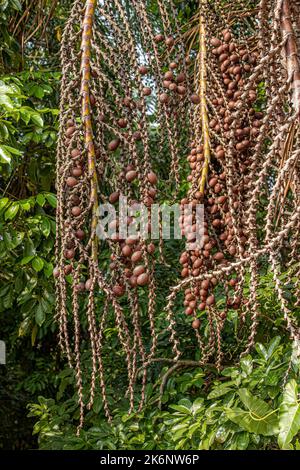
[81,0,98,261]
[281,0,300,117]
[198,2,210,194]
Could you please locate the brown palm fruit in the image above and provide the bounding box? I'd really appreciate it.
[66,177,78,187]
[206,295,215,306]
[159,93,169,104]
[143,87,152,96]
[71,206,82,217]
[192,319,201,329]
[165,36,174,47]
[72,167,82,177]
[66,126,76,137]
[138,65,148,75]
[147,243,155,254]
[64,265,73,275]
[113,284,125,297]
[53,267,60,278]
[132,131,142,141]
[109,192,120,204]
[108,139,120,151]
[154,33,164,43]
[147,171,158,185]
[122,245,132,257]
[65,249,75,260]
[191,94,200,104]
[133,265,145,277]
[176,72,186,83]
[71,148,81,159]
[126,170,137,182]
[75,282,86,292]
[177,86,186,95]
[129,276,137,287]
[75,229,85,240]
[117,118,128,128]
[137,273,149,286]
[85,279,93,291]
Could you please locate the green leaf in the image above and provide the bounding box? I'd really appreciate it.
[31,85,45,99]
[11,0,22,10]
[278,380,300,449]
[20,200,31,211]
[35,303,46,326]
[267,336,281,359]
[226,389,279,436]
[40,218,51,237]
[255,343,268,360]
[31,324,38,346]
[0,145,11,164]
[208,382,234,399]
[4,203,19,220]
[45,193,57,208]
[240,356,253,376]
[20,255,34,265]
[169,404,191,414]
[0,94,13,110]
[1,145,22,156]
[32,257,44,272]
[31,113,44,127]
[36,194,45,207]
[0,197,9,210]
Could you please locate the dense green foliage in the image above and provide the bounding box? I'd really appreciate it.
[27,338,300,450]
[1,0,300,451]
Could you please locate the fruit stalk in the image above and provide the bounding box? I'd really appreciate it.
[81,0,98,261]
[281,0,300,117]
[198,3,210,194]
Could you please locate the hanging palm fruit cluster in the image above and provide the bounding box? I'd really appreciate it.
[55,0,300,429]
[167,0,300,367]
[55,0,197,430]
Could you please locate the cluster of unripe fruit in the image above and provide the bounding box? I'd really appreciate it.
[180,29,262,328]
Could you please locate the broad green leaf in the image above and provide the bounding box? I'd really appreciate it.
[1,145,22,156]
[278,380,300,449]
[235,431,250,450]
[40,218,51,237]
[20,108,31,125]
[4,203,19,220]
[0,122,9,140]
[240,356,253,376]
[43,262,53,278]
[32,257,44,272]
[0,197,9,210]
[267,336,281,359]
[0,94,13,110]
[31,113,43,127]
[20,255,34,265]
[207,382,234,399]
[255,343,268,360]
[19,200,31,211]
[36,194,45,206]
[45,193,57,208]
[31,85,45,99]
[169,404,191,414]
[35,303,46,326]
[0,145,11,164]
[226,389,278,436]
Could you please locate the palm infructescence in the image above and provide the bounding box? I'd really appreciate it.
[55,0,300,430]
